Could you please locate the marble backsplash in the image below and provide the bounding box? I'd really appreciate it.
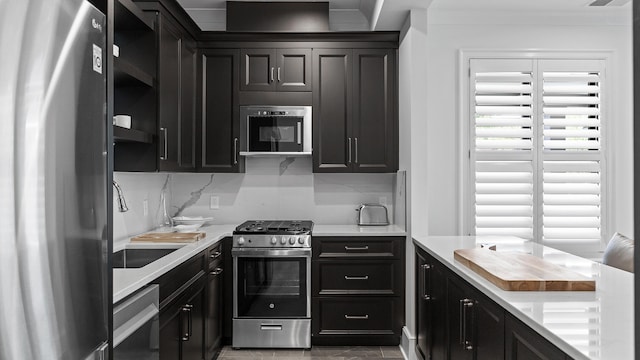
[113,157,405,245]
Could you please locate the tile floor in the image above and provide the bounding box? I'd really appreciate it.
[218,346,405,359]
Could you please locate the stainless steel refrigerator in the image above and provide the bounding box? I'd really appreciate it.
[0,0,110,359]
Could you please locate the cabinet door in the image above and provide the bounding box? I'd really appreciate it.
[505,314,566,360]
[416,249,447,360]
[352,49,397,173]
[206,266,223,359]
[312,49,353,172]
[473,291,505,360]
[240,49,276,91]
[157,14,181,171]
[276,48,311,92]
[199,49,242,172]
[446,275,474,360]
[159,302,182,360]
[181,282,205,360]
[179,37,197,171]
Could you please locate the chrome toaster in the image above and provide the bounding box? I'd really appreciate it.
[356,204,389,226]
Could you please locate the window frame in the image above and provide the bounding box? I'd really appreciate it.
[459,50,613,257]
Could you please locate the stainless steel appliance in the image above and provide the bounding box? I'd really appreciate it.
[239,106,312,156]
[0,1,110,359]
[232,220,313,348]
[113,285,159,359]
[356,203,390,226]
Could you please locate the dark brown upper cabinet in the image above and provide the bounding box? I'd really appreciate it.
[198,49,243,173]
[241,48,311,92]
[157,12,196,172]
[313,48,397,173]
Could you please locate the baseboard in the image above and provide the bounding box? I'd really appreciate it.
[400,326,418,360]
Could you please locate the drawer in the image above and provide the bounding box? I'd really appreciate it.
[312,297,400,335]
[313,237,403,259]
[314,260,400,295]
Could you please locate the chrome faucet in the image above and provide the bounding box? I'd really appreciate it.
[113,180,129,212]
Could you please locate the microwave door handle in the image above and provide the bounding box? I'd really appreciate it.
[297,122,302,145]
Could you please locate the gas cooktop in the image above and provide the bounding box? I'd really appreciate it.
[234,220,313,235]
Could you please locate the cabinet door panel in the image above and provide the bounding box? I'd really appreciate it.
[277,48,311,92]
[241,49,276,91]
[416,249,446,360]
[505,314,566,360]
[199,49,241,172]
[314,297,397,334]
[179,38,197,170]
[206,266,223,359]
[474,291,505,360]
[446,275,473,360]
[312,49,353,172]
[352,49,396,173]
[315,260,399,295]
[158,15,181,171]
[181,283,205,360]
[159,306,181,360]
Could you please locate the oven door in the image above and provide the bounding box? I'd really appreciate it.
[233,248,311,319]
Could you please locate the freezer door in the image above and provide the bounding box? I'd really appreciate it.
[0,1,109,359]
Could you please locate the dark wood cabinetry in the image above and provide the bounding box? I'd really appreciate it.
[156,11,196,171]
[312,236,405,345]
[241,48,311,92]
[198,49,242,173]
[154,245,224,360]
[415,246,571,360]
[112,0,157,172]
[313,48,397,173]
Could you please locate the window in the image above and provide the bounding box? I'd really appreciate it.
[469,58,606,253]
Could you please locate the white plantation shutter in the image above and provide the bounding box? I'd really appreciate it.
[470,58,606,252]
[540,60,604,249]
[471,59,535,240]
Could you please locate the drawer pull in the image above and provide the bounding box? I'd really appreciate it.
[344,275,369,280]
[260,324,282,331]
[344,245,369,251]
[210,251,221,259]
[344,314,369,320]
[210,267,223,276]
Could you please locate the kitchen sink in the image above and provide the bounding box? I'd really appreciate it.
[113,248,179,268]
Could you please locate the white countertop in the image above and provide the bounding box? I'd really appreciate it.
[113,224,235,304]
[312,224,406,236]
[413,235,634,360]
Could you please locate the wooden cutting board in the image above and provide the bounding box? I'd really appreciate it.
[453,248,595,291]
[131,232,206,243]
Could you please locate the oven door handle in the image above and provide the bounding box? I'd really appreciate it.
[231,248,311,257]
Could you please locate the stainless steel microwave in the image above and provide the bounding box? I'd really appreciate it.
[239,106,312,156]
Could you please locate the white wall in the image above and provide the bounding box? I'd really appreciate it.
[423,9,633,242]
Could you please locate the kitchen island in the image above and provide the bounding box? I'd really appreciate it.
[413,235,633,360]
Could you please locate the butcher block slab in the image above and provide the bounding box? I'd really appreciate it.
[453,248,595,291]
[131,232,206,243]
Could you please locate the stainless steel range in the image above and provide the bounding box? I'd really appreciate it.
[232,220,313,349]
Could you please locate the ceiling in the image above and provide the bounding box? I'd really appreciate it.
[176,0,631,32]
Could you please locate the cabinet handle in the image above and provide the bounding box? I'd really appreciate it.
[460,299,474,350]
[260,324,282,331]
[160,127,168,160]
[344,275,369,280]
[277,67,281,82]
[270,67,275,83]
[344,245,368,251]
[421,264,432,300]
[233,138,238,165]
[344,314,369,320]
[348,138,352,163]
[354,137,358,164]
[210,251,221,259]
[181,304,193,341]
[210,267,224,276]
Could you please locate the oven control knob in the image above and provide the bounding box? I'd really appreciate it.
[298,237,305,245]
[289,237,297,245]
[280,237,287,245]
[237,237,245,245]
[271,237,277,245]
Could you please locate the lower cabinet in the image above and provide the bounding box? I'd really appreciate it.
[155,246,224,360]
[415,246,570,360]
[312,236,405,345]
[159,275,206,360]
